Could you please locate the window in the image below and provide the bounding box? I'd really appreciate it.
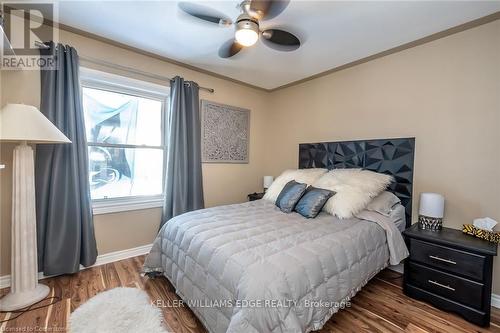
[81,68,169,214]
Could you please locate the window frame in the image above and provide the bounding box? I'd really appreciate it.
[80,68,169,215]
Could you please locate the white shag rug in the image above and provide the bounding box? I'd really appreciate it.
[70,287,169,333]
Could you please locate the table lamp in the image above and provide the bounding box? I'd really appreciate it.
[418,192,445,230]
[263,176,274,192]
[0,104,71,311]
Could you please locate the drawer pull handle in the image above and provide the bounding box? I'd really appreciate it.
[428,279,455,291]
[429,255,456,265]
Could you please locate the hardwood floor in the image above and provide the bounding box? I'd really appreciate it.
[1,256,500,333]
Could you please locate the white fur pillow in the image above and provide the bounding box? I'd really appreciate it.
[312,169,394,219]
[263,168,327,203]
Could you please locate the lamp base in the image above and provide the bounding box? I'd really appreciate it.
[0,283,50,311]
[0,143,50,312]
[418,215,443,231]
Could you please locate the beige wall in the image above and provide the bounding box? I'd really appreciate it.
[263,21,500,291]
[1,17,499,294]
[0,26,270,276]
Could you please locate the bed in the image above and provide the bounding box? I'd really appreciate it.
[144,137,415,333]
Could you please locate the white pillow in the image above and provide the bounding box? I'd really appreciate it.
[263,168,328,203]
[312,169,394,219]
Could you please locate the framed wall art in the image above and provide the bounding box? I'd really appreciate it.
[201,100,250,163]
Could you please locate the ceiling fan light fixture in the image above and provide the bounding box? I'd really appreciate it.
[235,19,259,47]
[180,1,299,58]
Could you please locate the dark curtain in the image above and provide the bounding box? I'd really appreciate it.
[35,42,97,275]
[161,76,204,228]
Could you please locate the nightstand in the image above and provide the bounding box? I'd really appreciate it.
[248,192,265,201]
[403,224,497,327]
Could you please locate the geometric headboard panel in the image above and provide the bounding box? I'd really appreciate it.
[299,137,415,228]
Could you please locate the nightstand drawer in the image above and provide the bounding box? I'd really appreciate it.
[407,262,484,309]
[410,239,486,280]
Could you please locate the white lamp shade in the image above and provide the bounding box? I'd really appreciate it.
[263,176,274,189]
[419,193,445,218]
[0,104,71,143]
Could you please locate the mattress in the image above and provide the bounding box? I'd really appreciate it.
[144,200,404,333]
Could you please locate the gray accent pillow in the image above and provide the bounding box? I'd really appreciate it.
[275,180,307,213]
[366,191,401,216]
[295,186,335,218]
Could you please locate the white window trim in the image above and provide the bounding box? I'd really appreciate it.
[81,67,169,215]
[92,195,164,215]
[80,67,170,97]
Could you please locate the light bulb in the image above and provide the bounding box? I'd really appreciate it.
[235,18,259,47]
[235,28,258,47]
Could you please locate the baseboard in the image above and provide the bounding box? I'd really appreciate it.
[491,294,500,309]
[92,243,153,267]
[0,271,47,290]
[0,243,152,289]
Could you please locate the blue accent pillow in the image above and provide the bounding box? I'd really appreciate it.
[275,180,307,213]
[295,186,335,218]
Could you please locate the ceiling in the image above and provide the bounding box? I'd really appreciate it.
[49,1,500,90]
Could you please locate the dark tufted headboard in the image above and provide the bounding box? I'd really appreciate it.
[298,137,415,228]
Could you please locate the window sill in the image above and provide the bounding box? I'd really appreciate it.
[92,197,164,215]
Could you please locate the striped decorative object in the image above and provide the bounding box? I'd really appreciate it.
[462,224,500,244]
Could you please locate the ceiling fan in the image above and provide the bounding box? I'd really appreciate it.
[178,0,300,58]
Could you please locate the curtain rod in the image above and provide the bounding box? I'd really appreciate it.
[34,41,215,93]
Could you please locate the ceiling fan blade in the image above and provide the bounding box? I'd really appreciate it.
[249,0,290,20]
[218,39,244,58]
[261,29,300,51]
[178,2,232,26]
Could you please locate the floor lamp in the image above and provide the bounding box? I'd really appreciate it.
[0,104,71,311]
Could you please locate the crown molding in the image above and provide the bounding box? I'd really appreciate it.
[268,12,500,92]
[5,7,499,92]
[54,21,269,93]
[2,6,268,93]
